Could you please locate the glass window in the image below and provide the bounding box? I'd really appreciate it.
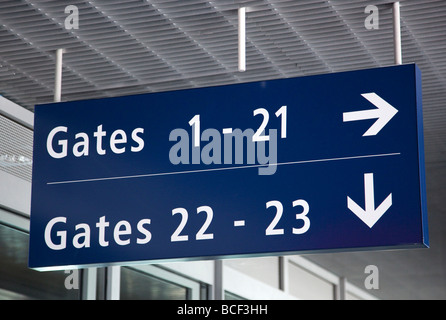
[288,262,334,300]
[224,291,246,300]
[346,291,361,300]
[120,267,190,300]
[225,257,280,289]
[0,224,79,300]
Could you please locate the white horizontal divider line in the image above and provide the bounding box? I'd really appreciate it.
[47,152,401,185]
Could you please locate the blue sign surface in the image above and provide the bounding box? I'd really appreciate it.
[29,64,428,271]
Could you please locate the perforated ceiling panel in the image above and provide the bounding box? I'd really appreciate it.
[0,114,32,182]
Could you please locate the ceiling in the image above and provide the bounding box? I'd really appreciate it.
[1,0,446,299]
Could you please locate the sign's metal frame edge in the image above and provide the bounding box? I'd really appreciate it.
[414,64,429,248]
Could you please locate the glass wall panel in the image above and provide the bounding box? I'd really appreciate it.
[0,224,79,300]
[346,291,361,300]
[288,262,334,300]
[225,257,280,289]
[224,291,246,300]
[120,267,189,300]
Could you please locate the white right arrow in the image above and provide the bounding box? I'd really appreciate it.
[343,93,398,137]
[347,173,392,228]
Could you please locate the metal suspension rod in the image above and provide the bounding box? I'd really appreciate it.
[54,48,64,102]
[393,2,402,65]
[238,7,246,72]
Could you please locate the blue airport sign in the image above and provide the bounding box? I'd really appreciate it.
[29,64,428,270]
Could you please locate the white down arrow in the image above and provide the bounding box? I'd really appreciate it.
[347,173,392,228]
[343,93,398,136]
